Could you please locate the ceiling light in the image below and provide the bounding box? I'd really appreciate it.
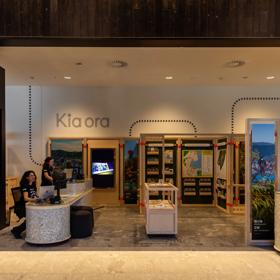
[64,76,72,80]
[165,76,173,80]
[110,60,128,68]
[266,76,275,80]
[225,60,246,68]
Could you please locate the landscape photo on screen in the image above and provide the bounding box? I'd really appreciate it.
[51,139,83,175]
[182,150,213,178]
[251,123,275,240]
[124,140,138,203]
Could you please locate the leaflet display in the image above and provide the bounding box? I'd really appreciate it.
[182,150,213,178]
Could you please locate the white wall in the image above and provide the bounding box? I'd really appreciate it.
[6,85,280,177]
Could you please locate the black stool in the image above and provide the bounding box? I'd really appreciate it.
[71,205,94,218]
[70,208,93,238]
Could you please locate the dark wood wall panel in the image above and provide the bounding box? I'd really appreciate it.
[0,0,280,38]
[0,67,5,230]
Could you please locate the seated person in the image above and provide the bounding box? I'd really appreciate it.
[11,170,38,239]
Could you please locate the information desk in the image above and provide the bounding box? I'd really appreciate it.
[144,183,178,235]
[25,181,93,244]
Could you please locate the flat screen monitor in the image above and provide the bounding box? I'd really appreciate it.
[91,148,115,188]
[52,169,67,189]
[92,162,114,175]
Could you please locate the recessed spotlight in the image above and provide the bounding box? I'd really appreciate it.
[225,60,246,68]
[266,76,275,80]
[242,76,248,79]
[165,76,173,80]
[110,60,128,68]
[75,62,83,66]
[64,76,72,80]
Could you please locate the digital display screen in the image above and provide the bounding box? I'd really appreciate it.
[91,148,115,188]
[92,162,114,175]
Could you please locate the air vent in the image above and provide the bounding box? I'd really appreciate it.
[225,60,245,68]
[110,60,128,68]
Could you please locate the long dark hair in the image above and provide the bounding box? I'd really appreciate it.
[20,170,37,188]
[44,157,53,165]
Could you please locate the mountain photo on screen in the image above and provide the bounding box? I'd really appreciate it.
[251,123,275,240]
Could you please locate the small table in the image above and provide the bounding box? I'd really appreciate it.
[144,183,178,235]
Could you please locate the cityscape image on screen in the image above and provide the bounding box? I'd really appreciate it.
[92,162,114,175]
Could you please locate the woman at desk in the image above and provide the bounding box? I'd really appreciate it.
[11,171,38,239]
[41,157,54,186]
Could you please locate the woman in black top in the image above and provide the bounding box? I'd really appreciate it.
[41,157,54,186]
[11,170,38,239]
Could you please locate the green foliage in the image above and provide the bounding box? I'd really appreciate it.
[252,184,274,224]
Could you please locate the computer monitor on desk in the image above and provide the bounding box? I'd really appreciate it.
[53,170,67,202]
[38,185,55,200]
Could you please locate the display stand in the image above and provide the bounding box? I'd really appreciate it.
[145,140,163,184]
[245,119,278,246]
[232,139,245,214]
[181,140,214,205]
[215,138,231,213]
[123,138,139,204]
[163,139,177,185]
[144,182,178,235]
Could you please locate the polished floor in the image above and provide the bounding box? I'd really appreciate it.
[0,206,250,250]
[0,251,279,280]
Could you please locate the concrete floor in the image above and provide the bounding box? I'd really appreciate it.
[0,205,254,250]
[0,251,279,280]
[0,205,277,279]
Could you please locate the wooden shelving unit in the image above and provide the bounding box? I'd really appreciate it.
[163,140,177,185]
[145,142,163,184]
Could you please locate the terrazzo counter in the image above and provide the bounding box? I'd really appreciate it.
[25,184,93,244]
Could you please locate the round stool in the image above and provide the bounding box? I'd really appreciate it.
[70,210,93,238]
[71,205,93,217]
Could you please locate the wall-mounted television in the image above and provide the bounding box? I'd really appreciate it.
[92,162,114,175]
[91,148,115,188]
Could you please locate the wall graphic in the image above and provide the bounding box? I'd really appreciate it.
[123,140,138,204]
[251,123,275,240]
[7,85,280,177]
[216,148,227,180]
[231,97,280,134]
[239,142,245,184]
[182,150,213,178]
[129,119,198,136]
[51,139,83,177]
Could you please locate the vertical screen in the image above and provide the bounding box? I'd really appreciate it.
[251,123,275,240]
[91,148,115,188]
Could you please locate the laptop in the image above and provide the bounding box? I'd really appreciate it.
[38,185,55,200]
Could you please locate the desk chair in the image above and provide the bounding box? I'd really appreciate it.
[6,187,21,226]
